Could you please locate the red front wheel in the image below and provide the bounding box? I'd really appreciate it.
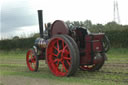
[26,49,39,71]
[46,35,79,77]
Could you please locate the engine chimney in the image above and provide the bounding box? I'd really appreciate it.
[38,10,43,38]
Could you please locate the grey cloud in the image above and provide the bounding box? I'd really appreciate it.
[1,0,38,33]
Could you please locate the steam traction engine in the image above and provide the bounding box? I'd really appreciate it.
[26,10,110,77]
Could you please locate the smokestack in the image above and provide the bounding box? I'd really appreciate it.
[38,10,43,38]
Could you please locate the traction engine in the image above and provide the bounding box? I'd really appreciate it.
[26,10,110,77]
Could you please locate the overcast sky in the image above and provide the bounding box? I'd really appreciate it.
[0,0,128,39]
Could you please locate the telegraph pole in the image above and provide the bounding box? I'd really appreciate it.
[113,0,120,24]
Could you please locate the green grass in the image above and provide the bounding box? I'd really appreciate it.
[0,48,128,85]
[108,48,128,58]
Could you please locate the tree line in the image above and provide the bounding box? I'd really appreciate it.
[0,20,128,50]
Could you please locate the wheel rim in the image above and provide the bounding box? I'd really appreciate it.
[80,65,95,70]
[80,53,105,71]
[46,37,71,76]
[26,50,36,71]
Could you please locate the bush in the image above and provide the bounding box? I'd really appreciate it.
[106,29,128,48]
[0,37,35,50]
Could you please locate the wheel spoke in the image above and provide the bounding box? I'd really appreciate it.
[66,60,71,66]
[31,58,34,62]
[56,40,60,51]
[63,45,67,51]
[64,48,69,54]
[30,58,33,63]
[63,57,71,60]
[51,53,57,57]
[62,40,65,48]
[53,46,58,51]
[31,56,35,63]
[53,59,59,63]
[61,61,68,72]
[56,61,59,68]
[53,59,60,68]
[51,62,57,71]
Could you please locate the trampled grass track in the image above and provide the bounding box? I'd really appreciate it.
[0,48,128,85]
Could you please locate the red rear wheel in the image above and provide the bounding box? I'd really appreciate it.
[46,35,79,76]
[26,49,39,71]
[80,53,105,71]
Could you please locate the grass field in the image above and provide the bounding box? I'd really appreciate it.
[0,48,128,85]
